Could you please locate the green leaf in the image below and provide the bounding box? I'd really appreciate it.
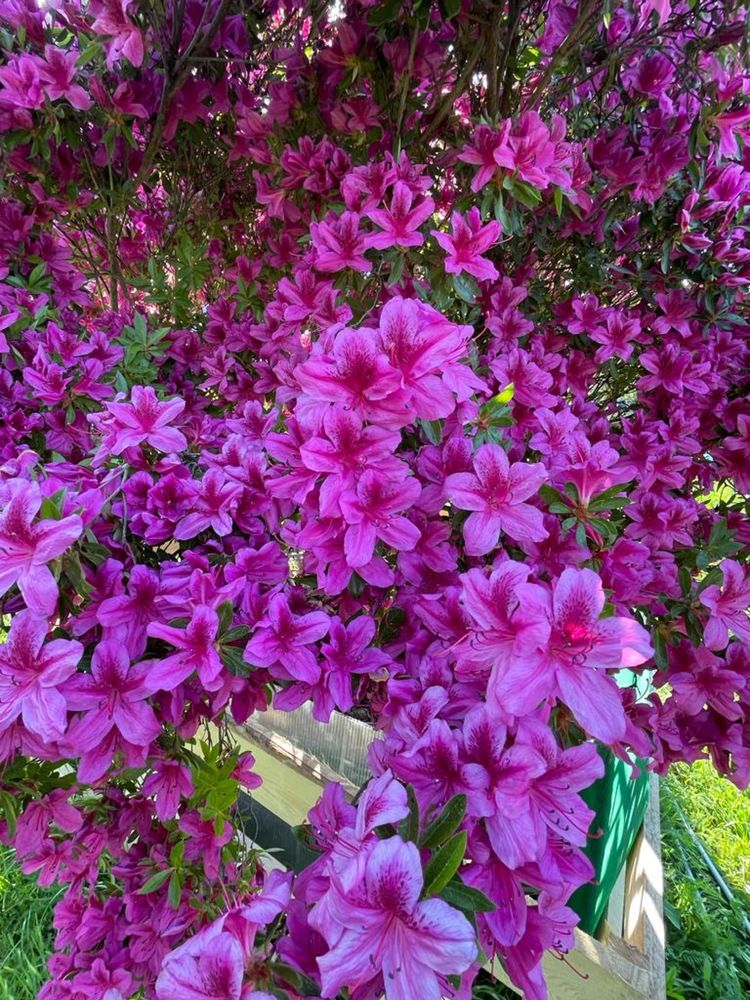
[222,645,251,677]
[539,484,569,507]
[439,0,461,18]
[399,783,420,844]
[508,179,543,208]
[368,0,401,25]
[420,419,443,445]
[167,871,183,909]
[441,878,496,913]
[388,252,405,286]
[169,840,185,867]
[138,869,172,895]
[494,383,515,405]
[420,794,467,849]
[678,566,693,597]
[451,273,479,304]
[553,186,564,216]
[661,239,671,275]
[653,630,669,671]
[217,600,234,636]
[77,39,101,66]
[423,831,467,897]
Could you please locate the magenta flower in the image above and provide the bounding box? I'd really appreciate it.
[433,207,501,282]
[179,811,233,881]
[365,181,435,250]
[494,111,571,190]
[15,789,82,856]
[458,564,551,671]
[0,611,82,739]
[64,640,160,754]
[104,386,187,455]
[492,569,652,741]
[173,470,242,540]
[458,124,511,192]
[300,406,404,516]
[97,563,163,658]
[0,479,83,615]
[312,837,476,1000]
[340,470,421,568]
[670,647,745,719]
[700,559,750,650]
[38,46,91,110]
[295,327,412,427]
[378,297,479,420]
[244,594,329,683]
[90,0,145,68]
[156,919,243,1000]
[638,343,709,395]
[311,211,370,272]
[445,444,547,555]
[142,760,195,821]
[147,606,224,691]
[277,615,391,722]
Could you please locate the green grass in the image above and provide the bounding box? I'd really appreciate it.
[661,764,750,1000]
[665,761,750,894]
[0,847,60,1000]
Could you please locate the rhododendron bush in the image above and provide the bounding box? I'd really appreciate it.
[0,0,749,997]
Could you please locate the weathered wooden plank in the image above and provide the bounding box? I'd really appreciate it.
[622,773,666,998]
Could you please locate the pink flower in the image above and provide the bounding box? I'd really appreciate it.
[300,407,403,516]
[173,470,242,540]
[0,611,82,739]
[104,386,187,455]
[433,208,501,282]
[670,647,745,719]
[311,211,370,272]
[340,470,421,568]
[142,760,195,821]
[147,606,224,691]
[458,124,511,192]
[90,0,145,68]
[64,640,160,753]
[244,594,329,683]
[700,559,750,650]
[156,919,243,1000]
[445,444,547,555]
[378,297,480,420]
[491,569,653,742]
[312,837,477,1000]
[276,615,391,722]
[295,326,412,427]
[458,564,551,672]
[179,811,233,881]
[365,181,435,250]
[493,112,571,191]
[38,46,91,111]
[0,479,83,615]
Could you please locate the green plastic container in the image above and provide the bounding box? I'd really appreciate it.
[569,745,650,935]
[570,669,653,934]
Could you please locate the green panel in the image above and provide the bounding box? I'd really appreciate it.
[570,746,650,935]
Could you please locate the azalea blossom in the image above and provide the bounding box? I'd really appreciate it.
[0,611,82,739]
[433,208,501,282]
[103,386,187,455]
[312,837,477,1000]
[445,443,548,555]
[0,479,83,615]
[700,560,750,650]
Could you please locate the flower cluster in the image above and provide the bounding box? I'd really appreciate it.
[0,2,748,1000]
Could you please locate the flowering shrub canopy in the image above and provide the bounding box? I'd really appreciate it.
[0,1,749,998]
